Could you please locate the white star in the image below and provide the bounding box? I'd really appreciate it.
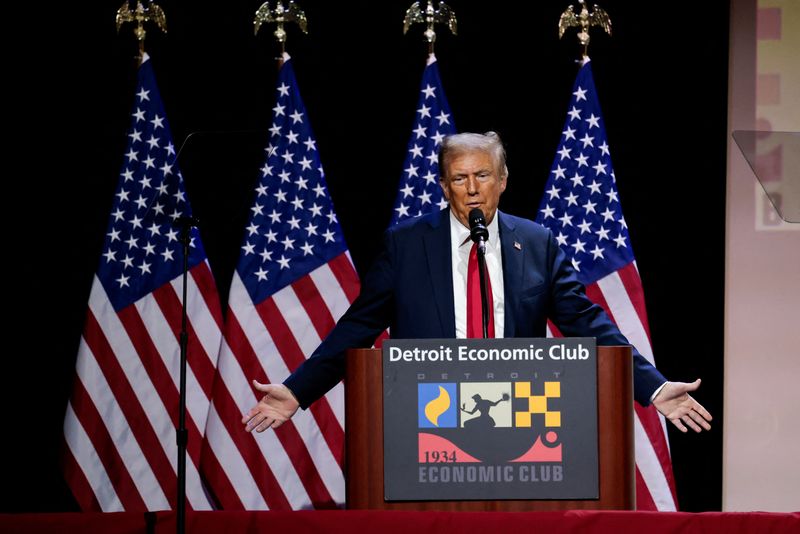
[571,238,586,254]
[108,228,121,241]
[567,106,582,121]
[129,215,143,229]
[139,176,152,189]
[251,203,264,216]
[599,141,610,156]
[593,161,608,176]
[146,134,159,149]
[277,255,291,269]
[587,180,602,195]
[313,183,325,197]
[150,114,164,130]
[590,245,605,259]
[426,151,438,166]
[559,212,574,227]
[116,274,130,288]
[613,234,628,248]
[570,172,585,187]
[281,150,294,164]
[295,176,308,190]
[269,123,281,137]
[288,216,301,229]
[563,126,576,140]
[161,248,174,261]
[409,144,423,159]
[414,124,427,139]
[540,205,555,219]
[423,171,437,185]
[165,143,175,156]
[571,258,581,271]
[304,137,317,151]
[133,108,145,122]
[165,229,178,242]
[322,229,336,243]
[578,219,592,234]
[173,190,186,203]
[401,184,414,198]
[125,148,138,162]
[301,242,314,256]
[546,185,561,200]
[281,236,295,250]
[326,210,338,224]
[575,153,589,167]
[242,242,255,255]
[552,165,567,180]
[395,203,410,218]
[261,163,273,177]
[432,131,446,145]
[436,111,450,125]
[246,222,259,236]
[555,232,568,246]
[272,103,285,116]
[422,84,436,98]
[121,169,135,182]
[417,104,431,118]
[580,134,594,148]
[277,82,289,96]
[142,156,155,170]
[291,196,304,210]
[565,192,579,206]
[112,209,125,222]
[437,197,449,209]
[255,184,268,197]
[558,146,571,160]
[121,255,134,269]
[619,217,628,229]
[268,209,281,224]
[304,222,318,236]
[265,229,278,243]
[309,203,323,217]
[601,208,616,222]
[137,88,150,101]
[169,209,182,221]
[143,242,156,256]
[134,195,147,210]
[259,247,272,262]
[254,267,269,281]
[286,131,299,145]
[573,86,587,101]
[102,249,116,262]
[596,226,610,241]
[405,163,419,178]
[290,110,303,124]
[138,261,152,275]
[585,114,601,128]
[419,191,432,205]
[274,189,287,203]
[129,130,142,143]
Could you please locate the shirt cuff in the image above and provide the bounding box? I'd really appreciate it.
[650,381,669,403]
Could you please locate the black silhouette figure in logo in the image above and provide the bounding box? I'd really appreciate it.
[461,392,510,428]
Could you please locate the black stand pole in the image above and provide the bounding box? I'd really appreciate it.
[476,240,490,339]
[176,218,194,534]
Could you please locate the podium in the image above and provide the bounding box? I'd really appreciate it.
[345,346,634,511]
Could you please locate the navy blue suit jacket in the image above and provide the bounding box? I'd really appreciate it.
[284,209,666,408]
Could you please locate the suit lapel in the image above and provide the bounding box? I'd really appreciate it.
[423,209,456,338]
[499,212,523,337]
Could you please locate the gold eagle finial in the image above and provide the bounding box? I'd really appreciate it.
[116,1,167,62]
[558,0,611,60]
[403,1,457,55]
[254,1,308,55]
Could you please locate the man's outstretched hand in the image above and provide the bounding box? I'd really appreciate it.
[652,379,712,433]
[242,381,300,433]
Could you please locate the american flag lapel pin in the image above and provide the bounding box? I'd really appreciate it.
[514,241,522,250]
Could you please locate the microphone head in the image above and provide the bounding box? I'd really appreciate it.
[468,208,489,243]
[468,208,485,229]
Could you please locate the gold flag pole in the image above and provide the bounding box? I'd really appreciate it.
[116,0,167,65]
[403,0,457,56]
[254,0,308,67]
[558,0,612,63]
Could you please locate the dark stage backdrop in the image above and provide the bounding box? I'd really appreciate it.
[9,0,728,513]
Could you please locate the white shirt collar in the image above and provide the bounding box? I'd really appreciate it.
[449,209,501,249]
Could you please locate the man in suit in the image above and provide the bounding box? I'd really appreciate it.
[243,132,712,434]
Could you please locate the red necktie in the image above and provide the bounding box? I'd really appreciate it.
[467,242,494,338]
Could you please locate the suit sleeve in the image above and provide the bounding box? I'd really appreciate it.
[544,231,666,406]
[283,230,397,409]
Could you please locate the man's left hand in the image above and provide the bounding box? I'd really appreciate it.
[652,378,712,433]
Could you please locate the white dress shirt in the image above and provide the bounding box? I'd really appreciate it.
[449,210,505,338]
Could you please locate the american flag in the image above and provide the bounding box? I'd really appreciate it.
[536,59,678,511]
[391,54,456,224]
[201,54,358,509]
[62,54,223,511]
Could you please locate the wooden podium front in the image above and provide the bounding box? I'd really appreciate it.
[344,346,634,511]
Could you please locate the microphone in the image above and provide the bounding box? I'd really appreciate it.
[468,208,489,254]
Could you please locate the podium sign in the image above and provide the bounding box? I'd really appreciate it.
[383,338,598,501]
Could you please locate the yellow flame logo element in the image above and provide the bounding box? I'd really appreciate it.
[424,386,451,426]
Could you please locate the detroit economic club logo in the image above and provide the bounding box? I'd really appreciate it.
[416,380,563,484]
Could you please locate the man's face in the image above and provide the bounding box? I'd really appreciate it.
[440,150,507,228]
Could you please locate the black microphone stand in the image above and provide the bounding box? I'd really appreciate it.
[176,216,196,534]
[476,239,491,339]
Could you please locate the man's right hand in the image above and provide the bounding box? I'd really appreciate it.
[242,381,300,433]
